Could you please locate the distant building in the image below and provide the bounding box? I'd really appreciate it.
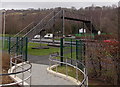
[79,28,86,33]
[98,31,101,35]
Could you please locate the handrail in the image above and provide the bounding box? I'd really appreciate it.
[0,55,32,86]
[49,54,88,87]
[9,37,27,52]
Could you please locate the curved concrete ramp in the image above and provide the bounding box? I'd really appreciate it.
[31,63,76,85]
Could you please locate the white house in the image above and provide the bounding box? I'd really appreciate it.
[98,31,101,35]
[79,28,86,33]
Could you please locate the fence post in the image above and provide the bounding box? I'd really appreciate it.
[25,37,28,61]
[76,40,78,60]
[60,38,63,66]
[80,40,83,62]
[20,37,23,55]
[83,42,86,64]
[16,37,19,56]
[8,37,11,54]
[76,62,78,82]
[71,39,73,64]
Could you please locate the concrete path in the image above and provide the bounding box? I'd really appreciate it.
[16,63,76,85]
[31,63,76,85]
[16,55,77,86]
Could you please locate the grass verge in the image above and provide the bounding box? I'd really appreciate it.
[52,65,84,82]
[2,40,60,56]
[28,42,60,56]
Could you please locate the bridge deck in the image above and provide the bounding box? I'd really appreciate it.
[61,16,91,23]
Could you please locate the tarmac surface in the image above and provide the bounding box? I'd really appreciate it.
[30,63,76,85]
[28,55,49,65]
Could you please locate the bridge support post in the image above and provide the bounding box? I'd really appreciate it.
[8,37,11,54]
[117,5,120,85]
[52,11,55,44]
[20,37,23,55]
[60,38,63,66]
[83,22,85,34]
[25,37,28,61]
[62,10,65,37]
[16,37,19,56]
[76,40,78,60]
[70,39,73,64]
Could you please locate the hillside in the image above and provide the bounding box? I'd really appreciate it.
[5,6,118,38]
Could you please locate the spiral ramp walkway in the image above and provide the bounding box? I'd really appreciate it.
[15,63,76,86]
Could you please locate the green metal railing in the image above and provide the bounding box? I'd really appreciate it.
[7,37,28,61]
[60,38,85,69]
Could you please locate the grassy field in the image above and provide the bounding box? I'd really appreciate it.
[2,39,60,56]
[28,42,60,56]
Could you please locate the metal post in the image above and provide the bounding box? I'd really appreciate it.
[62,10,65,37]
[79,40,81,61]
[90,21,93,38]
[100,9,102,32]
[117,4,120,85]
[76,62,78,82]
[76,40,78,60]
[79,40,83,70]
[49,59,51,70]
[25,37,28,61]
[66,58,68,77]
[60,38,63,66]
[83,42,86,64]
[52,11,55,44]
[2,10,5,48]
[56,55,58,73]
[30,68,32,87]
[87,75,88,87]
[8,37,11,54]
[71,39,73,64]
[14,59,17,78]
[16,37,18,56]
[83,22,84,34]
[20,37,23,55]
[22,62,24,86]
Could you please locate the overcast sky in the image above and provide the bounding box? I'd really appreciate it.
[1,0,119,2]
[0,0,119,10]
